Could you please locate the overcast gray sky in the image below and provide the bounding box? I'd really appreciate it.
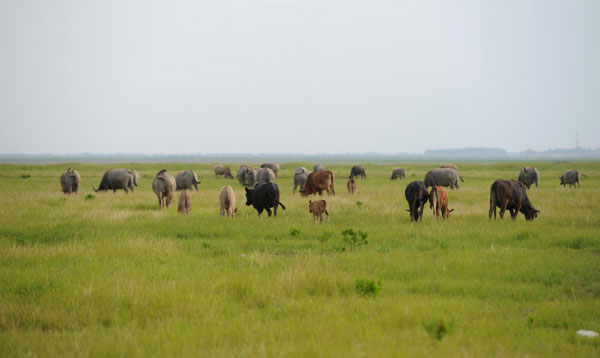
[0,0,599,154]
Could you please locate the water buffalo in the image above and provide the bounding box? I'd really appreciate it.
[313,164,326,172]
[152,169,176,209]
[214,165,233,179]
[219,185,237,217]
[178,190,191,214]
[245,183,286,217]
[350,165,366,179]
[405,180,429,222]
[129,170,140,187]
[423,168,463,189]
[260,163,280,177]
[293,167,311,194]
[390,168,406,180]
[518,167,539,189]
[256,168,276,184]
[489,179,539,221]
[309,200,329,223]
[560,170,586,188]
[301,171,335,197]
[429,186,453,220]
[176,170,201,191]
[60,168,80,194]
[236,165,252,186]
[93,169,135,193]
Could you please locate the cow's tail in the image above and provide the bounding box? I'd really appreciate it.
[330,171,335,195]
[580,173,587,177]
[489,181,497,219]
[275,200,286,210]
[429,186,439,210]
[459,176,464,182]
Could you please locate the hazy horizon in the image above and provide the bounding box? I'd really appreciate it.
[1,1,599,154]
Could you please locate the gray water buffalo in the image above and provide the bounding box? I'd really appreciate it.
[236,165,252,185]
[128,170,139,187]
[423,168,463,189]
[260,163,280,177]
[214,165,233,179]
[60,168,80,194]
[256,168,276,184]
[313,164,326,172]
[350,165,366,179]
[489,179,539,221]
[405,180,429,222]
[560,170,586,188]
[219,185,237,217]
[518,167,539,189]
[293,167,311,194]
[152,169,176,209]
[176,170,201,191]
[93,169,135,193]
[390,168,406,180]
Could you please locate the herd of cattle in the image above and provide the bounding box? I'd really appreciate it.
[58,164,587,222]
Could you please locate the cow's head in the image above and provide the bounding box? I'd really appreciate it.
[308,200,313,213]
[300,187,309,197]
[559,175,565,185]
[521,204,539,221]
[245,187,254,206]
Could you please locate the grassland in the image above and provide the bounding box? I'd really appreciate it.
[1,162,599,357]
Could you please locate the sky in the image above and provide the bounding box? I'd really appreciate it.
[0,0,599,154]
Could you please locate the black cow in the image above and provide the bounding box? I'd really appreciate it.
[405,180,429,222]
[245,183,286,217]
[489,179,539,221]
[350,165,366,180]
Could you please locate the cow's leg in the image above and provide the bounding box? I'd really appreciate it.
[265,207,272,217]
[273,204,278,217]
[512,205,522,220]
[314,214,318,224]
[257,208,263,217]
[500,199,509,219]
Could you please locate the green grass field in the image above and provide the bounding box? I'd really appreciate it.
[1,162,599,357]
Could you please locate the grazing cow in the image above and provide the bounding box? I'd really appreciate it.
[440,164,459,171]
[347,177,357,194]
[245,183,286,217]
[518,167,539,189]
[405,180,429,222]
[489,179,539,221]
[300,171,335,197]
[94,169,135,193]
[390,168,406,180]
[560,170,586,188]
[309,200,329,223]
[429,186,453,219]
[60,168,81,194]
[293,167,311,194]
[178,190,191,214]
[423,168,463,189]
[152,169,176,209]
[176,170,201,191]
[256,167,276,184]
[350,165,366,179]
[236,165,251,185]
[214,165,234,179]
[313,164,326,172]
[260,163,280,177]
[219,185,237,217]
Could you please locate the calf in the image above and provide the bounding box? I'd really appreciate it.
[405,180,429,222]
[219,185,237,217]
[245,183,286,217]
[347,177,357,194]
[429,186,453,219]
[309,200,329,223]
[178,190,191,214]
[489,179,539,221]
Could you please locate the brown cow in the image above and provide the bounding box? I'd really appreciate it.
[309,200,329,223]
[429,186,453,219]
[489,179,539,221]
[347,177,357,194]
[300,171,335,197]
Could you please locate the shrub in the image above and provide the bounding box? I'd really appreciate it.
[355,278,381,297]
[85,194,95,201]
[318,230,332,243]
[356,201,363,209]
[341,228,368,250]
[289,228,301,237]
[424,317,455,340]
[21,174,31,179]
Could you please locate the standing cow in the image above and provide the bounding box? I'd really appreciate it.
[518,167,539,189]
[489,179,539,221]
[309,200,329,223]
[423,168,463,189]
[93,169,135,193]
[152,169,176,209]
[214,165,234,179]
[219,185,237,217]
[176,170,201,191]
[350,165,366,180]
[293,167,311,194]
[390,168,406,180]
[256,168,276,184]
[560,170,586,188]
[260,163,280,178]
[60,168,81,194]
[245,183,286,217]
[405,180,429,222]
[429,186,453,220]
[301,171,335,197]
[347,177,357,194]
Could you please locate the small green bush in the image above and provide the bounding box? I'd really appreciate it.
[424,317,455,340]
[356,201,363,209]
[289,228,301,237]
[341,228,368,250]
[21,174,31,179]
[85,194,95,201]
[355,278,381,297]
[318,230,332,243]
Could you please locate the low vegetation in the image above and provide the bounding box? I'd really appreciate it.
[0,162,599,357]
